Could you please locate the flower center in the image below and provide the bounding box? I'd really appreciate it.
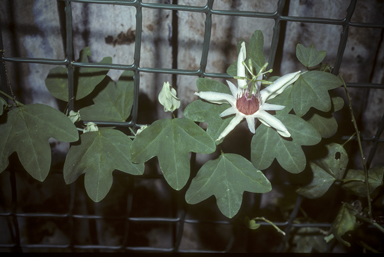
[236,93,259,115]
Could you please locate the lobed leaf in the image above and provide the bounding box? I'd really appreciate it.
[251,114,321,173]
[184,100,232,144]
[292,227,328,253]
[196,78,232,94]
[64,129,144,202]
[187,78,234,143]
[0,97,7,115]
[342,166,384,197]
[292,71,342,117]
[0,104,79,181]
[186,153,271,218]
[297,143,348,199]
[45,46,111,101]
[130,118,216,190]
[248,30,266,72]
[305,109,338,138]
[80,70,134,122]
[296,43,327,68]
[328,202,358,247]
[268,84,293,115]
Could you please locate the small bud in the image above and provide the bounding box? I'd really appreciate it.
[83,122,98,133]
[68,110,81,123]
[158,81,180,112]
[135,125,148,136]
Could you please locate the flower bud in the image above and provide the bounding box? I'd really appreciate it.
[68,110,81,123]
[83,122,98,133]
[158,81,180,112]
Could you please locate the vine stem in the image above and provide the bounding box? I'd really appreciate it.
[252,217,286,236]
[355,214,384,234]
[340,75,372,220]
[0,90,24,106]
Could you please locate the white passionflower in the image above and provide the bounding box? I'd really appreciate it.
[195,42,301,141]
[158,81,180,112]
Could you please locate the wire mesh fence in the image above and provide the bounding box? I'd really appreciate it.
[0,0,383,253]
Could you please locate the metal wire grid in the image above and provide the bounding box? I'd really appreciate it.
[0,0,383,252]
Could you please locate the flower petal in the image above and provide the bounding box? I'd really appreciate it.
[195,91,236,105]
[226,80,239,97]
[260,70,301,103]
[260,102,286,111]
[255,110,291,137]
[237,42,247,89]
[220,106,237,117]
[245,116,255,133]
[216,114,244,141]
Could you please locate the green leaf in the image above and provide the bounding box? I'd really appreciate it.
[196,78,231,94]
[45,47,112,101]
[292,71,342,117]
[305,109,338,138]
[184,100,231,144]
[226,32,266,77]
[251,114,321,173]
[292,227,327,253]
[226,39,247,77]
[226,62,237,77]
[248,30,266,71]
[185,153,271,218]
[0,104,79,181]
[1,97,8,115]
[130,118,216,190]
[297,143,348,199]
[296,162,336,199]
[64,129,144,202]
[342,166,384,197]
[296,43,327,68]
[268,84,293,115]
[187,78,234,143]
[332,96,344,112]
[312,143,348,180]
[80,70,134,122]
[44,67,68,101]
[328,202,358,247]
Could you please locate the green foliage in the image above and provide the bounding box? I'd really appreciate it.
[0,104,78,181]
[327,202,358,247]
[184,100,231,144]
[292,71,342,117]
[0,97,8,115]
[297,143,348,199]
[342,166,384,197]
[195,77,231,94]
[80,70,134,122]
[292,227,327,253]
[64,129,144,202]
[2,32,382,252]
[305,96,344,138]
[185,153,271,218]
[226,30,265,76]
[296,44,327,68]
[184,78,233,143]
[251,114,321,173]
[45,47,111,101]
[248,30,266,72]
[130,118,216,190]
